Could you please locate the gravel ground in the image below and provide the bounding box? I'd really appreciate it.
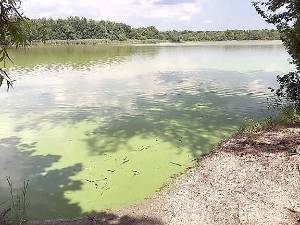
[27,126,300,225]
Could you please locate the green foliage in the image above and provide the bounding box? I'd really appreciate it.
[239,106,300,133]
[0,0,27,90]
[7,178,29,225]
[22,17,280,43]
[271,71,300,107]
[253,0,300,108]
[274,106,300,124]
[238,117,275,133]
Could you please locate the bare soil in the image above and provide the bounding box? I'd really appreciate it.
[27,126,300,225]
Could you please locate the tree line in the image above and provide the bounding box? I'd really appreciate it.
[23,17,280,43]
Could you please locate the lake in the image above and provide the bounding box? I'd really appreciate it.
[0,41,292,220]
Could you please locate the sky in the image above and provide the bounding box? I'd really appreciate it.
[22,0,274,31]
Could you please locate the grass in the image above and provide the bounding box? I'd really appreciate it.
[238,106,300,134]
[0,178,29,225]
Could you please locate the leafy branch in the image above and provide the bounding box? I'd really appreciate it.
[253,0,300,108]
[0,0,27,90]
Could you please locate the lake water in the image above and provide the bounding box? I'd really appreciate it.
[0,41,292,220]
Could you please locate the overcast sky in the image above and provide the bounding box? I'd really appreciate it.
[22,0,274,31]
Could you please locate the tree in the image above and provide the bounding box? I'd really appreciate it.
[253,0,300,108]
[0,0,27,90]
[23,17,280,43]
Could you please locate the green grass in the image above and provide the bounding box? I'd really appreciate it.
[0,178,29,225]
[238,106,300,134]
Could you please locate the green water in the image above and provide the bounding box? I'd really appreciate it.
[0,41,292,220]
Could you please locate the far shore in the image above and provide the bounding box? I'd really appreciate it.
[25,39,283,48]
[134,40,283,46]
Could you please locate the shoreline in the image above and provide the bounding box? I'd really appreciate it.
[25,123,300,225]
[24,39,283,48]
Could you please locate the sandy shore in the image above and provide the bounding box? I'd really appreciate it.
[27,126,300,225]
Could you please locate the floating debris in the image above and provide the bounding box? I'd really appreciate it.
[85,177,108,184]
[139,145,151,151]
[132,170,140,176]
[85,179,94,183]
[121,157,130,164]
[170,162,183,167]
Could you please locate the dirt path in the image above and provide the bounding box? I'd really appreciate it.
[28,126,300,225]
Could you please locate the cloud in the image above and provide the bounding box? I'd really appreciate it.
[22,0,203,27]
[21,0,272,30]
[203,19,213,24]
[153,0,196,5]
[140,0,202,21]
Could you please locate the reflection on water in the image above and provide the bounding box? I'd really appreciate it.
[0,42,292,219]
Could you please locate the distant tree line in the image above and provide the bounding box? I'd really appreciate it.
[23,17,280,43]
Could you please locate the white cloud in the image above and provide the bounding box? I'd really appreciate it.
[22,0,203,27]
[203,19,213,24]
[21,0,273,30]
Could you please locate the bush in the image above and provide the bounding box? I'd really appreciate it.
[239,107,300,133]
